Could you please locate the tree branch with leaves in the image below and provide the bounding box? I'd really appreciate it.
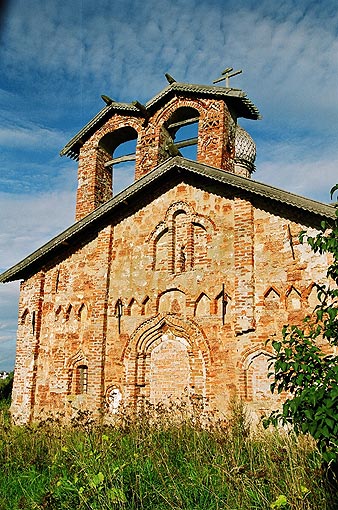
[264,185,338,464]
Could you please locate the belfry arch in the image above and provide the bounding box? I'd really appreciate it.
[99,126,138,196]
[164,106,200,160]
[123,314,211,407]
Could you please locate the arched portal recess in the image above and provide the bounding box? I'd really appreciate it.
[99,126,138,196]
[123,314,210,407]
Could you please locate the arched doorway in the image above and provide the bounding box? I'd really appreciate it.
[123,314,210,407]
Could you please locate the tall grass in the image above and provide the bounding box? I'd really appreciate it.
[0,400,336,510]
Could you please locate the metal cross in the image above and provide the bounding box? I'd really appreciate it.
[213,67,242,87]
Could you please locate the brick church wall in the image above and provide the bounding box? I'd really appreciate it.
[9,84,332,423]
[11,180,330,423]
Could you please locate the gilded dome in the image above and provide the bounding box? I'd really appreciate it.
[235,124,256,173]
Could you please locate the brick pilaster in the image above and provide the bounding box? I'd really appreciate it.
[11,271,45,424]
[233,197,255,334]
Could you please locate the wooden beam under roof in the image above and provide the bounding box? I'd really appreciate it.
[167,116,199,130]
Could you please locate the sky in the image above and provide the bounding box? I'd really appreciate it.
[0,0,337,371]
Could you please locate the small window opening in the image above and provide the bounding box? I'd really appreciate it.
[55,269,60,293]
[32,311,36,335]
[75,365,88,394]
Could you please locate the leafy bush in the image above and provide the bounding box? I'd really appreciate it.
[0,371,13,403]
[265,185,338,465]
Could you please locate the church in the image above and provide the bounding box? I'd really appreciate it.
[0,72,334,424]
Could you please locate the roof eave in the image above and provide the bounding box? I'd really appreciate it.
[145,82,261,119]
[1,156,335,283]
[60,101,141,160]
[60,82,261,161]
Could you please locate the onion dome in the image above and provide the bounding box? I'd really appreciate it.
[234,124,256,176]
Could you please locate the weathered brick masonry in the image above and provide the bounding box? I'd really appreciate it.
[0,78,334,423]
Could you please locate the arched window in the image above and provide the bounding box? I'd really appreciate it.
[164,107,199,160]
[75,365,88,394]
[99,127,138,196]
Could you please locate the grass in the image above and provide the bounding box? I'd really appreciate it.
[0,399,336,510]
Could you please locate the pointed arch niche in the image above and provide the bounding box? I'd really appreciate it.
[286,286,302,311]
[242,350,274,402]
[195,293,211,317]
[264,287,281,309]
[123,314,210,407]
[20,307,35,336]
[306,283,320,310]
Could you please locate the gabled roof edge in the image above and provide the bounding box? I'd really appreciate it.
[60,81,261,160]
[60,101,140,160]
[1,156,335,283]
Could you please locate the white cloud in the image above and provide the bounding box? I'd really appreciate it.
[0,189,76,371]
[1,0,337,161]
[0,120,66,149]
[0,190,76,270]
[255,157,338,203]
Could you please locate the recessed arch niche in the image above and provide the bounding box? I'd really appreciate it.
[243,350,274,401]
[123,314,210,407]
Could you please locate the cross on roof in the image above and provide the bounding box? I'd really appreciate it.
[213,67,242,87]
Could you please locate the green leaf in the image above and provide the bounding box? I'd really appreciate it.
[91,471,105,488]
[271,494,288,508]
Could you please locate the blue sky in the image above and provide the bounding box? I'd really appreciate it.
[0,0,337,370]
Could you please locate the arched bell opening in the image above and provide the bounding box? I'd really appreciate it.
[163,106,200,160]
[99,126,138,196]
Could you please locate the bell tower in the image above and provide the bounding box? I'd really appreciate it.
[60,72,261,221]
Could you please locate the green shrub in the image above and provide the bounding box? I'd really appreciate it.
[0,371,13,403]
[265,186,338,467]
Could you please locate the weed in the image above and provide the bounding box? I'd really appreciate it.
[0,399,335,509]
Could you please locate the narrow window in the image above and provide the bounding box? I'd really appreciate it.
[32,311,36,335]
[75,365,88,394]
[55,269,60,293]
